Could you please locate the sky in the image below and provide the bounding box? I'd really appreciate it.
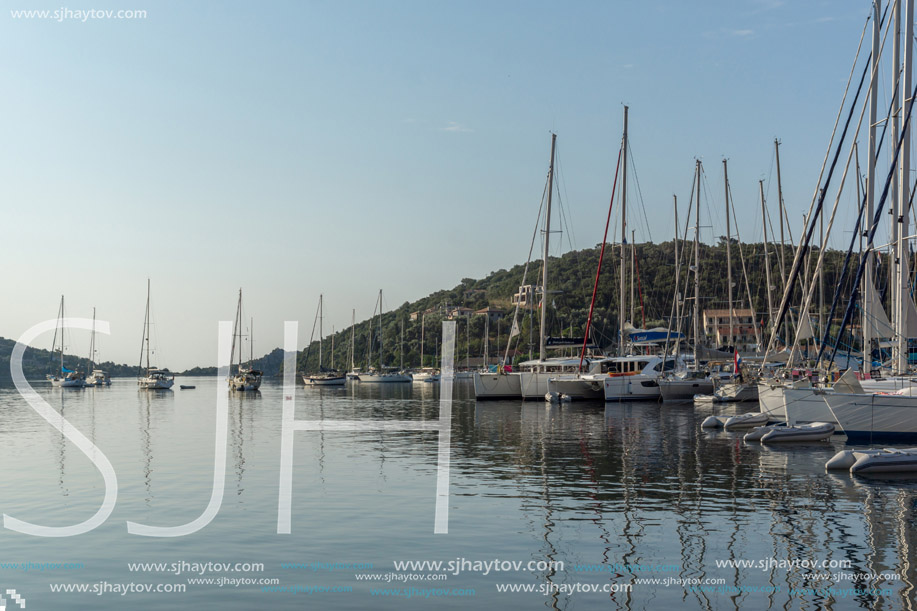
[0,0,893,369]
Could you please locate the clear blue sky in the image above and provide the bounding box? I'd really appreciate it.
[0,0,882,369]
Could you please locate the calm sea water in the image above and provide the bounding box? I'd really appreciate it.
[0,377,915,610]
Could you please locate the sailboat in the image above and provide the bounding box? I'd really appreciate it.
[46,295,86,388]
[475,133,610,399]
[346,309,361,380]
[303,294,346,386]
[358,290,411,383]
[85,307,111,386]
[137,280,174,390]
[228,289,263,391]
[412,312,440,383]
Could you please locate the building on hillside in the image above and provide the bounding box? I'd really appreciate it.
[447,306,475,320]
[702,308,759,352]
[512,285,541,310]
[474,307,504,323]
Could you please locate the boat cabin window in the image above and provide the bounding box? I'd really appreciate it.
[653,359,677,372]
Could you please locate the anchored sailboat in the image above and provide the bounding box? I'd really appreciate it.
[137,280,174,390]
[228,289,263,391]
[47,295,85,388]
[303,294,346,386]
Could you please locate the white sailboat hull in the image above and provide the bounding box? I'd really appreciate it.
[473,371,521,399]
[658,378,713,401]
[139,376,174,390]
[822,390,917,443]
[358,373,412,383]
[604,375,661,401]
[303,374,346,386]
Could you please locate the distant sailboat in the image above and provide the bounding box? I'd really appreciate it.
[358,290,411,383]
[303,294,345,386]
[137,280,174,390]
[85,307,111,386]
[47,295,85,388]
[228,289,263,391]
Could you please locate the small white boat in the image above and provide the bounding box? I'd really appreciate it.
[723,412,770,430]
[86,369,111,387]
[139,369,174,390]
[412,368,441,383]
[826,448,917,473]
[303,371,346,386]
[759,422,835,443]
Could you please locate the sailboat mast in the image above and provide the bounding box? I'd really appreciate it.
[896,0,914,374]
[539,132,556,361]
[378,290,383,367]
[673,195,682,358]
[619,106,629,356]
[630,230,636,327]
[420,312,425,369]
[250,317,254,366]
[331,326,335,371]
[318,294,323,370]
[761,181,774,336]
[724,159,734,349]
[350,309,356,372]
[694,160,701,365]
[400,316,404,370]
[145,280,151,374]
[89,307,96,370]
[864,0,880,374]
[60,295,65,373]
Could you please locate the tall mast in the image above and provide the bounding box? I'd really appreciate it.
[897,0,914,373]
[673,195,681,358]
[484,315,490,366]
[60,295,65,373]
[619,106,629,356]
[331,326,335,371]
[250,317,254,367]
[724,159,734,348]
[774,140,787,289]
[630,229,636,326]
[864,0,881,374]
[89,306,96,370]
[420,312,425,369]
[761,180,775,336]
[539,132,556,361]
[145,279,151,374]
[350,309,356,372]
[891,0,902,369]
[694,160,701,364]
[234,289,243,372]
[378,290,383,367]
[318,294,323,370]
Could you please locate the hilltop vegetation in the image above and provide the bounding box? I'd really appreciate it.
[295,239,858,373]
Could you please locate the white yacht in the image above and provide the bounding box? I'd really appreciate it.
[228,289,263,391]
